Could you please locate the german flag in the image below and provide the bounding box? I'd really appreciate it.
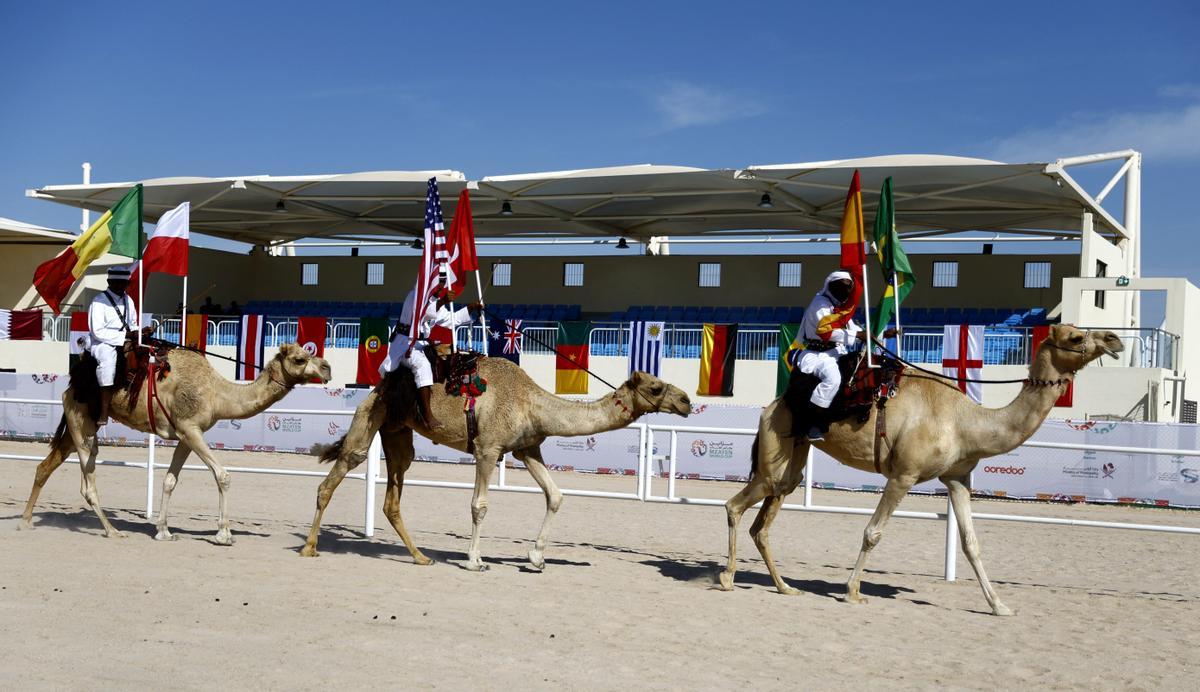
[697,323,738,396]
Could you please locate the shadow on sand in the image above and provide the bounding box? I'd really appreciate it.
[14,507,269,543]
[639,556,916,600]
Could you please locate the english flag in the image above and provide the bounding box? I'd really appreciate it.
[942,324,984,404]
[130,202,189,311]
[445,189,479,298]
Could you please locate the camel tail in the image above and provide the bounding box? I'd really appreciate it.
[748,432,761,481]
[50,414,70,453]
[314,434,347,464]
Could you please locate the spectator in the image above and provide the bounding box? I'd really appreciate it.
[228,300,243,316]
[201,296,222,315]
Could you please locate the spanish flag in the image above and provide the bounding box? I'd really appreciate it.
[697,323,738,397]
[184,313,207,353]
[555,321,592,394]
[32,185,143,314]
[817,171,865,339]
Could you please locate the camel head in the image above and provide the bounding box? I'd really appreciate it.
[272,343,333,385]
[1040,324,1124,373]
[623,371,691,417]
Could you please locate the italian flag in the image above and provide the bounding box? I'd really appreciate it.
[129,201,189,311]
[356,317,389,386]
[554,321,592,394]
[698,323,738,397]
[32,185,143,314]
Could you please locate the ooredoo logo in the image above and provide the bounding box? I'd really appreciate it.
[691,440,708,457]
[983,465,1026,475]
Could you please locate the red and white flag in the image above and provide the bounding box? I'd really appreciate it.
[0,308,42,340]
[237,314,265,380]
[942,324,984,403]
[445,189,478,298]
[296,317,327,358]
[130,201,189,310]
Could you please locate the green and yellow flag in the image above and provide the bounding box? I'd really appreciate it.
[871,177,914,337]
[554,321,592,394]
[776,323,802,396]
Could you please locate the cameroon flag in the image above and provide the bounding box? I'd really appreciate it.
[871,177,915,337]
[555,321,592,394]
[356,317,389,386]
[775,323,802,397]
[697,323,738,397]
[32,185,143,314]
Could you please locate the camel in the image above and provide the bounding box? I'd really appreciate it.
[20,343,332,544]
[718,324,1124,615]
[300,357,692,570]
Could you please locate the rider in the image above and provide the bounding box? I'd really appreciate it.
[379,278,481,430]
[88,265,150,425]
[796,270,896,441]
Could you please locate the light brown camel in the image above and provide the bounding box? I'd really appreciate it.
[718,324,1124,615]
[20,343,332,544]
[301,357,691,570]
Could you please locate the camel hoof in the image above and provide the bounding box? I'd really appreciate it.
[105,530,127,539]
[717,572,735,591]
[465,561,489,572]
[214,531,235,546]
[17,519,32,531]
[412,554,434,566]
[528,549,545,570]
[843,593,868,605]
[777,586,800,596]
[992,603,1015,617]
[299,546,319,558]
[154,530,177,541]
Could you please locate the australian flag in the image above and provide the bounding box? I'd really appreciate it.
[487,316,522,364]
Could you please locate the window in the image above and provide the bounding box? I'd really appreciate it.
[1024,261,1051,289]
[563,262,584,287]
[699,262,721,287]
[932,261,958,288]
[778,262,802,287]
[366,262,384,286]
[1094,260,1107,309]
[301,263,318,286]
[492,261,512,287]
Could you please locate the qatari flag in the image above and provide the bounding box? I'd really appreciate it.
[237,314,265,380]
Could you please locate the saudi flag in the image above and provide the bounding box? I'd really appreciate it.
[32,184,144,314]
[775,323,802,397]
[872,176,915,337]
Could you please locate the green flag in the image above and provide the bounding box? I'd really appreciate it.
[871,177,914,337]
[775,323,802,397]
[106,184,144,259]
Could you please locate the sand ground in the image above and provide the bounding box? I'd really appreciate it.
[1,439,1198,690]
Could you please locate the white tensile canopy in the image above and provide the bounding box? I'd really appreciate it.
[0,216,76,244]
[26,154,1130,246]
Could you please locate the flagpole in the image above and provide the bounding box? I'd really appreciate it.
[861,260,875,368]
[137,267,145,347]
[181,276,188,347]
[892,271,903,354]
[474,269,487,350]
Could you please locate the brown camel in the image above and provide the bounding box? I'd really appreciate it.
[301,357,691,570]
[718,324,1124,615]
[20,343,332,544]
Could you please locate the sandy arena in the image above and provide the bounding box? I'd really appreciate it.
[2,438,1199,690]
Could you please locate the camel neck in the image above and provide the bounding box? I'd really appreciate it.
[532,387,636,438]
[212,363,293,420]
[966,345,1070,457]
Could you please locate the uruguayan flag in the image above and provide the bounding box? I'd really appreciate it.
[628,321,664,376]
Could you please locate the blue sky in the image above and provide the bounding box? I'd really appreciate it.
[1,1,1197,283]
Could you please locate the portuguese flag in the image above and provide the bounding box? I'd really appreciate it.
[775,323,802,397]
[872,176,915,337]
[32,184,143,314]
[554,321,592,394]
[356,317,390,386]
[698,323,738,397]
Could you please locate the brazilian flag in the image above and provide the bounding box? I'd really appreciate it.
[776,323,803,397]
[872,176,915,337]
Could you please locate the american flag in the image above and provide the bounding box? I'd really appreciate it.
[407,177,448,352]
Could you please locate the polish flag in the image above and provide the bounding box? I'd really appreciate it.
[130,202,189,310]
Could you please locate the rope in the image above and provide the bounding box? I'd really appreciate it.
[144,336,265,371]
[870,340,1040,385]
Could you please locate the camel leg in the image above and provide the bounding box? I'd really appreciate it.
[512,446,563,570]
[717,478,770,591]
[19,424,76,529]
[301,394,384,558]
[750,495,798,595]
[175,426,234,546]
[844,474,915,604]
[154,442,192,541]
[944,474,1014,616]
[465,447,500,572]
[75,425,123,538]
[378,427,432,565]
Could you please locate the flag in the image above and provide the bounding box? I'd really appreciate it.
[297,316,327,358]
[356,317,389,385]
[129,201,189,311]
[628,321,664,377]
[872,176,915,337]
[555,321,592,394]
[0,309,42,340]
[698,323,738,397]
[487,316,522,364]
[32,184,144,314]
[775,323,802,396]
[68,311,89,369]
[445,189,479,298]
[1032,325,1074,406]
[942,324,984,403]
[407,178,448,352]
[184,313,207,352]
[236,314,265,381]
[818,172,865,339]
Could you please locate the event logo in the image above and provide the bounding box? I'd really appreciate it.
[691,439,708,457]
[1065,420,1118,434]
[1180,468,1198,484]
[585,437,596,451]
[1102,462,1116,478]
[691,404,708,415]
[302,341,319,356]
[267,415,281,431]
[365,335,382,353]
[30,374,58,384]
[328,421,340,436]
[983,465,1026,475]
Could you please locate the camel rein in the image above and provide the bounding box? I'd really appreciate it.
[870,340,1073,387]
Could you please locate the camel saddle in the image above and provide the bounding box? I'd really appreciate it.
[122,337,175,410]
[424,346,488,398]
[782,351,906,430]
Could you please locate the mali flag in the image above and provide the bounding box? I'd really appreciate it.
[871,176,915,337]
[554,321,591,394]
[697,323,738,397]
[775,323,802,397]
[356,317,389,386]
[32,185,143,314]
